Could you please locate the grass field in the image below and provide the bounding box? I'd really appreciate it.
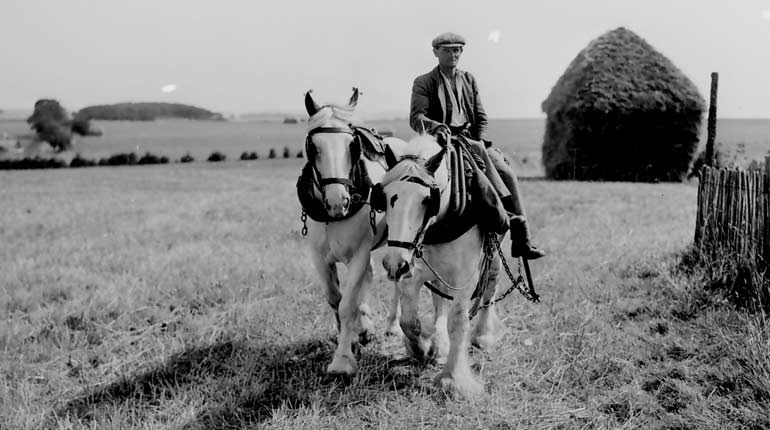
[2,159,770,429]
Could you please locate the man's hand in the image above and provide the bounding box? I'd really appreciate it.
[431,124,451,146]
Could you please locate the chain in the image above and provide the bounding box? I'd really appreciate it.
[469,235,538,319]
[300,210,308,236]
[369,208,377,235]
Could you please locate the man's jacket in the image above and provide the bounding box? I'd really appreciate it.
[409,66,489,142]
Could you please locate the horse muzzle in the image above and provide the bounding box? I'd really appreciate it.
[323,184,351,217]
[382,251,413,281]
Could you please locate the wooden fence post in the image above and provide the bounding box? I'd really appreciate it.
[705,72,719,166]
[765,155,770,177]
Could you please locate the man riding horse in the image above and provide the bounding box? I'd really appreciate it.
[410,32,545,261]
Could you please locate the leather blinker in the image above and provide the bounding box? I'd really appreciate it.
[370,183,386,212]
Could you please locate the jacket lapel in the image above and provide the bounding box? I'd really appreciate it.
[461,72,474,121]
[432,67,446,124]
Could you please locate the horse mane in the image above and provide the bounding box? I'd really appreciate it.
[381,133,442,187]
[307,105,361,131]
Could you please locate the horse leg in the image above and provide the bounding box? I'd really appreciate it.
[327,249,373,376]
[430,288,450,365]
[435,299,484,398]
[472,253,506,350]
[385,284,403,337]
[398,279,433,362]
[311,251,341,332]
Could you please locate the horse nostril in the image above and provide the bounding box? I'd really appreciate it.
[396,260,410,278]
[342,196,350,209]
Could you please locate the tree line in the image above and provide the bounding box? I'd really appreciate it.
[25,99,224,152]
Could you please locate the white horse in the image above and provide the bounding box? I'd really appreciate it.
[375,134,505,398]
[299,88,406,376]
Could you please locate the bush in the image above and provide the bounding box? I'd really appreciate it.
[268,148,277,159]
[138,152,168,165]
[71,113,102,136]
[283,146,291,158]
[101,152,138,166]
[240,151,259,160]
[0,157,67,170]
[179,153,195,163]
[296,150,304,158]
[70,154,96,168]
[207,151,226,162]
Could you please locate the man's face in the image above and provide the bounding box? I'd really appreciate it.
[433,46,463,68]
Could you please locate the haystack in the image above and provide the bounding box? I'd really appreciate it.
[541,27,705,181]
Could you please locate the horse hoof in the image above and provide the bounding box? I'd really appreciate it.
[385,321,404,337]
[327,355,357,377]
[471,332,502,351]
[358,329,375,346]
[472,319,506,351]
[404,338,434,364]
[434,372,484,399]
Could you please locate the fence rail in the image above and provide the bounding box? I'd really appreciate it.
[694,157,770,268]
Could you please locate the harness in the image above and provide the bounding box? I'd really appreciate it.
[297,125,386,233]
[369,145,539,309]
[304,127,359,191]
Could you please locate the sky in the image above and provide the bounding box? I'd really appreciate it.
[1,0,769,119]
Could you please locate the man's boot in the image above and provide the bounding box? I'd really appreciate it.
[509,215,546,260]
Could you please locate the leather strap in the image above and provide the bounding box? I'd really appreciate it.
[387,240,415,250]
[319,177,354,187]
[308,126,354,136]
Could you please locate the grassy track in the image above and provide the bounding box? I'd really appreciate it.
[2,161,769,429]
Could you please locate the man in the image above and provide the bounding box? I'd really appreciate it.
[410,31,545,260]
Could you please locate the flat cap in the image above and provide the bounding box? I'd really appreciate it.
[432,32,466,48]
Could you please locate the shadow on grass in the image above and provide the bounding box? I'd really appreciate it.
[52,337,425,428]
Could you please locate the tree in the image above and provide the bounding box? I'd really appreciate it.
[27,99,73,151]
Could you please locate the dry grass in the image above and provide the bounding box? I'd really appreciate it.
[2,160,769,429]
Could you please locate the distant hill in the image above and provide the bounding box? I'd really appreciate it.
[77,102,224,121]
[0,109,32,120]
[237,112,306,123]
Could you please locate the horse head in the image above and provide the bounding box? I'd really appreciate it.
[304,88,362,217]
[378,134,449,281]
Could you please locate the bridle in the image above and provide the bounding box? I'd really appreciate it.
[383,175,440,257]
[370,157,442,259]
[305,126,363,203]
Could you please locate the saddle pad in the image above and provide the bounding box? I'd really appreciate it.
[352,126,386,160]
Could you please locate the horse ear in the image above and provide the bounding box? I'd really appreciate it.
[348,87,361,108]
[384,144,399,169]
[424,146,446,175]
[305,90,321,116]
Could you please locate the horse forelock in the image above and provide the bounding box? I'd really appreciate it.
[382,158,435,188]
[382,133,448,187]
[408,133,441,157]
[307,105,360,132]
